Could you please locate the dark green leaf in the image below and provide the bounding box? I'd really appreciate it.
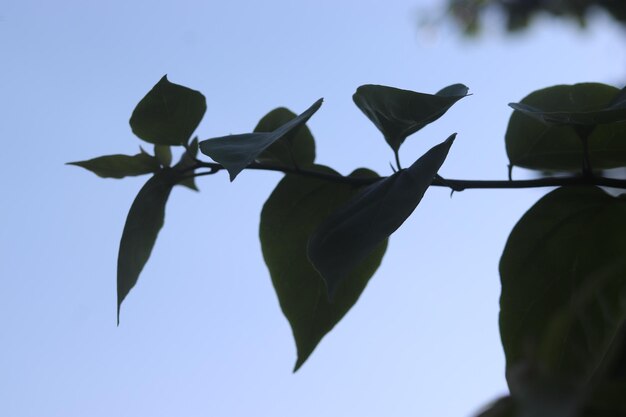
[130,75,206,146]
[172,143,199,191]
[500,186,626,415]
[308,134,454,298]
[509,85,626,126]
[67,153,160,178]
[117,169,179,323]
[260,166,386,371]
[353,84,468,153]
[506,83,626,171]
[474,396,516,417]
[254,107,316,168]
[199,99,322,181]
[154,145,172,167]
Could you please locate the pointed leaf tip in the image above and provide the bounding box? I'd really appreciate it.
[130,75,206,146]
[353,84,467,153]
[308,134,454,298]
[260,166,386,370]
[200,99,322,180]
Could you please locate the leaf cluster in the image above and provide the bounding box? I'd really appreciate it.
[69,76,626,416]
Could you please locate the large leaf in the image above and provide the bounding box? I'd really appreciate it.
[117,169,180,323]
[199,99,322,181]
[474,397,516,417]
[254,107,316,168]
[130,75,207,146]
[500,186,626,416]
[308,134,454,298]
[353,84,468,153]
[260,166,387,371]
[67,153,160,178]
[505,83,626,171]
[509,86,626,126]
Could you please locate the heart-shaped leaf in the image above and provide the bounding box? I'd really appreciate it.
[260,166,386,371]
[353,84,468,153]
[130,75,207,146]
[117,169,182,323]
[500,186,626,415]
[199,99,322,181]
[254,107,316,168]
[67,153,160,178]
[308,134,455,298]
[506,83,626,171]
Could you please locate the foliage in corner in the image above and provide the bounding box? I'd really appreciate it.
[70,75,626,417]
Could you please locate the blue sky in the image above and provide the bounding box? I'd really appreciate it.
[1,1,624,416]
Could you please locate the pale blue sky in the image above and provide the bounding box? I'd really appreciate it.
[1,1,624,416]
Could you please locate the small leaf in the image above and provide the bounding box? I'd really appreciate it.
[353,84,468,153]
[117,169,179,323]
[199,99,322,181]
[254,107,316,168]
[506,83,626,171]
[172,144,199,192]
[260,166,386,371]
[67,153,160,178]
[500,186,626,415]
[154,145,172,167]
[130,75,206,146]
[308,134,454,298]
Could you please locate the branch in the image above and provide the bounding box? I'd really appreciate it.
[187,161,626,190]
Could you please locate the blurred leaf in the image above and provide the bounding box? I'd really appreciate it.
[67,153,160,178]
[474,396,516,417]
[117,169,180,323]
[130,75,206,146]
[500,186,626,416]
[154,145,172,167]
[506,83,626,171]
[353,83,468,153]
[254,107,316,168]
[308,134,454,298]
[260,165,386,371]
[199,99,322,181]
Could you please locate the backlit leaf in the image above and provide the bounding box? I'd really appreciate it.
[308,134,454,297]
[199,99,322,181]
[67,153,160,178]
[506,83,626,171]
[254,107,316,168]
[130,75,206,146]
[353,84,468,153]
[500,186,626,416]
[260,166,386,371]
[117,169,180,323]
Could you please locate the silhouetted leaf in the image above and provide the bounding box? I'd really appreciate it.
[117,169,180,323]
[308,134,454,297]
[474,396,516,417]
[500,186,626,416]
[67,153,160,178]
[174,137,199,191]
[130,75,206,146]
[154,145,172,167]
[353,84,467,153]
[199,99,322,181]
[254,107,316,168]
[509,85,626,126]
[506,84,626,171]
[260,165,386,371]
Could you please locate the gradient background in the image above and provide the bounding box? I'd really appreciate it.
[1,1,624,416]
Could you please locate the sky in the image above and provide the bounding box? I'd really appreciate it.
[1,1,625,416]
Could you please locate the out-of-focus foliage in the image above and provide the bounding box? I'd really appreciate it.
[444,0,626,35]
